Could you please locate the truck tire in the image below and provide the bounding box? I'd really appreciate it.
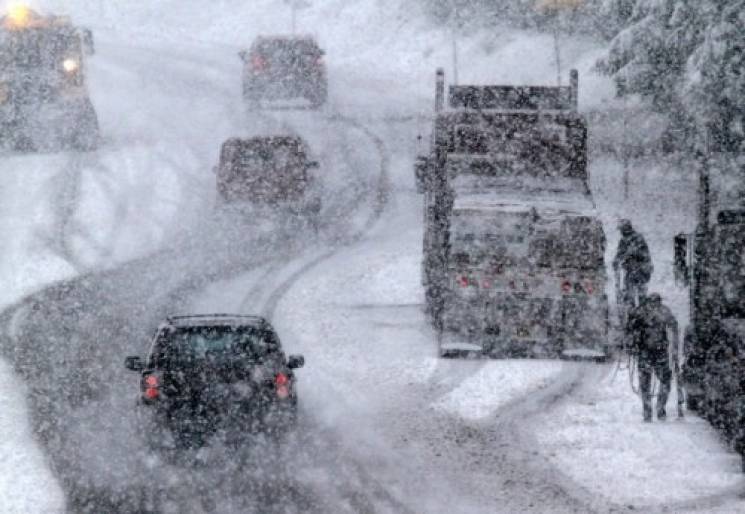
[686,393,701,412]
[308,85,327,109]
[13,135,36,153]
[71,103,99,151]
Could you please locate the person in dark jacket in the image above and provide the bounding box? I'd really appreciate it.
[613,219,653,323]
[627,293,680,422]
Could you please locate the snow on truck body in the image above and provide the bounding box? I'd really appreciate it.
[417,68,608,358]
[0,5,98,151]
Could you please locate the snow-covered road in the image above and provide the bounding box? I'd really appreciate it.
[1,0,744,512]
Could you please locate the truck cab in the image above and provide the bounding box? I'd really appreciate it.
[0,5,98,151]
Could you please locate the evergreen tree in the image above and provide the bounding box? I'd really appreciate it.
[598,0,744,151]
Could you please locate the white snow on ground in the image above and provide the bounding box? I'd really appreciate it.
[434,360,562,422]
[0,360,64,513]
[536,363,745,508]
[537,148,742,509]
[0,155,77,308]
[0,0,742,511]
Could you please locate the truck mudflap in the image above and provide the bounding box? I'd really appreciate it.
[556,294,610,361]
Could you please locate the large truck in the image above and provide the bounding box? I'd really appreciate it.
[415,69,608,358]
[674,151,745,470]
[0,5,98,151]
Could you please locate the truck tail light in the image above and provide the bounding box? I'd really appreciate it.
[251,54,267,71]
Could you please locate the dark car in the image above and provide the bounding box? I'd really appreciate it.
[215,135,322,227]
[239,35,327,108]
[125,314,304,449]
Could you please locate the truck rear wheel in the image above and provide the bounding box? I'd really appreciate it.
[71,103,99,151]
[686,393,701,412]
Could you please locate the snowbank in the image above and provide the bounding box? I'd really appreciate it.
[0,360,65,513]
[536,363,745,509]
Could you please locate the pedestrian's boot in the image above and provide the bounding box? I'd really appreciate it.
[643,404,652,423]
[657,406,667,421]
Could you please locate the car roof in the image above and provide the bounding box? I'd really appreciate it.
[221,136,308,156]
[252,35,319,45]
[224,135,304,147]
[163,314,271,329]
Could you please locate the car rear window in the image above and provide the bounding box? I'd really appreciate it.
[152,326,281,368]
[227,139,307,178]
[254,38,320,57]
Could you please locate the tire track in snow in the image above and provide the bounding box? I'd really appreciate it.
[0,107,391,513]
[257,117,415,514]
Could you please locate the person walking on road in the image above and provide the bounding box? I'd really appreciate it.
[613,219,653,325]
[627,293,681,422]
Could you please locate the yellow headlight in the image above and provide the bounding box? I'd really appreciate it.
[62,58,79,73]
[6,4,32,28]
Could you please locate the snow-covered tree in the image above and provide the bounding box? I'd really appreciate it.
[598,0,744,151]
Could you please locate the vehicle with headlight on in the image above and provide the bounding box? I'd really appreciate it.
[125,314,304,450]
[0,5,99,151]
[239,35,327,109]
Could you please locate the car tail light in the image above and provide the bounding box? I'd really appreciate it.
[561,280,572,294]
[142,374,159,400]
[584,281,594,294]
[275,373,290,399]
[457,275,470,288]
[251,54,267,71]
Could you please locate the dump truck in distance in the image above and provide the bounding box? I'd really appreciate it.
[415,69,608,358]
[0,5,99,151]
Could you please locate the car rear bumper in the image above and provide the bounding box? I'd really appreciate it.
[243,73,327,100]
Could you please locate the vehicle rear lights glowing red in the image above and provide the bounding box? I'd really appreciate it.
[143,374,159,400]
[276,385,290,399]
[458,275,469,287]
[251,54,267,70]
[561,280,572,293]
[585,281,594,294]
[275,373,290,399]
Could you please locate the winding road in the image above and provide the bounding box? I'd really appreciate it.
[0,35,633,514]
